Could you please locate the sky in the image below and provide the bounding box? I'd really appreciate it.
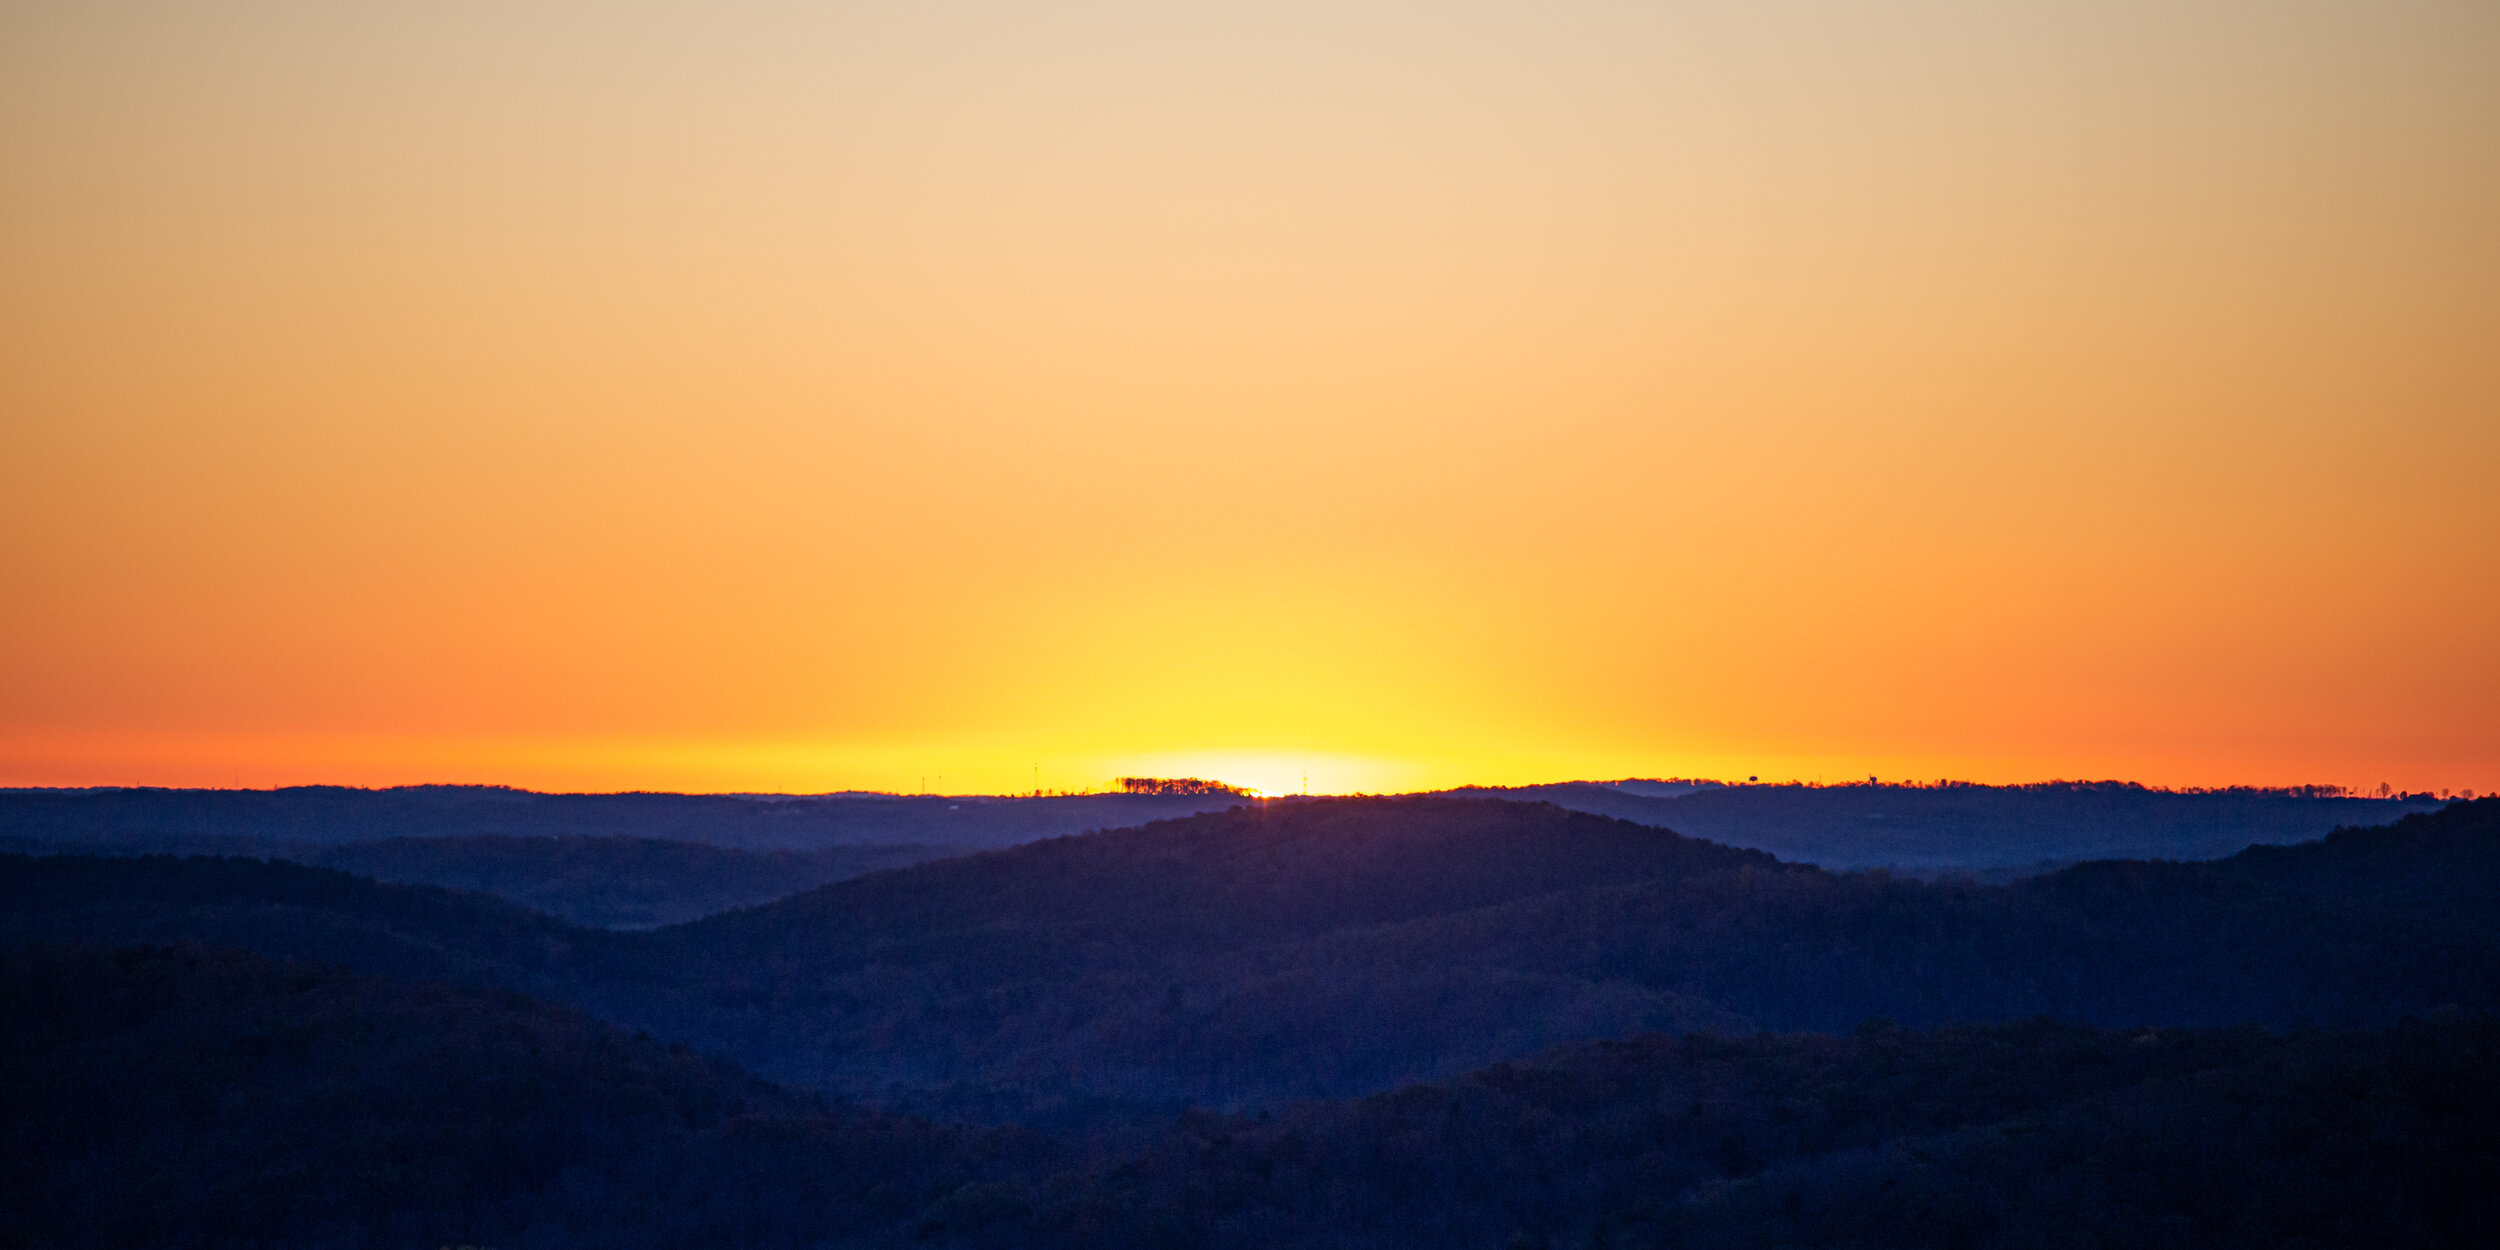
[3,1,2495,797]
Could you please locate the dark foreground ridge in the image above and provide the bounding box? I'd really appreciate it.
[0,944,1043,1250]
[5,796,2497,1118]
[4,941,2494,1250]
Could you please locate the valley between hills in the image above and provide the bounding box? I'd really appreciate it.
[4,787,2496,1248]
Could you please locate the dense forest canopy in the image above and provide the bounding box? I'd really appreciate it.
[4,796,2495,1247]
[0,785,1247,853]
[6,942,2493,1249]
[1446,778,2444,871]
[0,781,2444,937]
[7,797,2496,1112]
[3,777,2433,874]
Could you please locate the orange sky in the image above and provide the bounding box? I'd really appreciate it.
[3,2,2495,796]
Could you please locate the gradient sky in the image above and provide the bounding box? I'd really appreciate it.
[3,1,2495,796]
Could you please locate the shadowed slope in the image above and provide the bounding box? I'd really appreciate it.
[616,798,1771,1106]
[0,853,604,994]
[949,1015,2500,1250]
[0,785,1245,852]
[1447,780,2441,872]
[16,944,2493,1250]
[0,944,1040,1250]
[666,797,1773,960]
[4,799,2496,1115]
[622,798,2500,1105]
[313,835,966,928]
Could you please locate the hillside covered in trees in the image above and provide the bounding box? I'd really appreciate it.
[7,797,2497,1117]
[309,835,961,928]
[0,780,2438,929]
[0,784,1244,854]
[5,942,2493,1250]
[0,944,1042,1250]
[1451,778,2445,873]
[4,796,2496,1246]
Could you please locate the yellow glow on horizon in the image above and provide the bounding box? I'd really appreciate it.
[2,2,2495,795]
[1107,752,1422,798]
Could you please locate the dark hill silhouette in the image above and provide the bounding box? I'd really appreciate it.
[1447,778,2441,872]
[0,853,604,995]
[626,798,1774,1104]
[312,835,961,928]
[4,798,2495,1114]
[616,797,2500,1106]
[0,786,1260,927]
[2,781,2440,935]
[10,942,2493,1249]
[3,779,2439,912]
[0,944,1041,1250]
[666,797,1773,959]
[953,1014,2500,1250]
[0,783,1242,852]
[0,831,966,931]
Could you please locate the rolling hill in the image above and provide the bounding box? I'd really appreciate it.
[9,941,2492,1250]
[6,797,2495,1114]
[0,943,1039,1250]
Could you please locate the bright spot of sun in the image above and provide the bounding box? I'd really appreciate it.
[1108,751,1420,798]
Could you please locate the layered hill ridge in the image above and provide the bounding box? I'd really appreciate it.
[0,852,600,995]
[314,835,961,928]
[626,798,1778,1105]
[0,785,1247,853]
[1449,779,2441,871]
[4,780,2439,925]
[9,942,2495,1250]
[0,943,1039,1250]
[664,797,1774,957]
[3,782,2443,942]
[4,797,2496,1113]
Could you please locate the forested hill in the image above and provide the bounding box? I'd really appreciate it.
[661,797,1773,959]
[1444,779,2443,872]
[0,784,1241,852]
[4,798,2496,1113]
[8,941,2494,1250]
[310,836,961,928]
[2,781,2441,929]
[3,777,2438,871]
[0,852,606,996]
[961,1014,2500,1250]
[0,944,1041,1250]
[614,796,2500,1105]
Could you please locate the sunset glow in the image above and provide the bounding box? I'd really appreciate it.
[4,2,2494,795]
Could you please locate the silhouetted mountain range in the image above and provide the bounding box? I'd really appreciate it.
[7,797,2496,1117]
[998,1012,2500,1249]
[0,784,1242,852]
[315,836,959,928]
[1450,779,2443,872]
[0,943,1043,1250]
[2,780,2438,929]
[8,940,2494,1250]
[9,795,2500,1247]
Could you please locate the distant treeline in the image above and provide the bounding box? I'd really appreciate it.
[1965,779,2461,801]
[1118,777,1254,797]
[1648,778,2461,799]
